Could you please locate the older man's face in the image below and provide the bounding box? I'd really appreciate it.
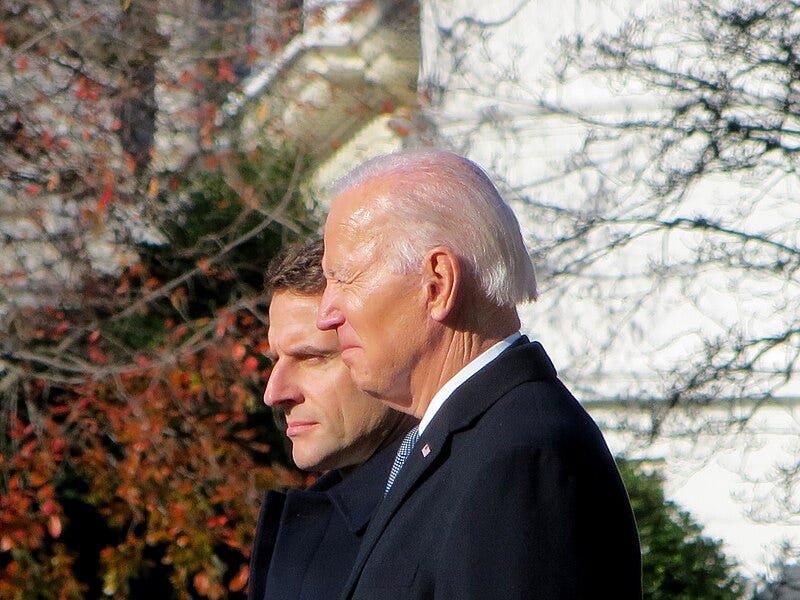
[264,290,398,472]
[317,181,428,409]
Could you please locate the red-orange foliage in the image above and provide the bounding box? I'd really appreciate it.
[1,2,314,596]
[1,309,303,598]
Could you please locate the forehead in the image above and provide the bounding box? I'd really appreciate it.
[268,292,339,352]
[323,178,394,268]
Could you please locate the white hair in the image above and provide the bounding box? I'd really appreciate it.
[329,148,538,307]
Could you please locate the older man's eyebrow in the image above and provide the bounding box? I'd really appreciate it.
[324,262,356,283]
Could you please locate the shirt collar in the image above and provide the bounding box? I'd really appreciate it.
[418,332,522,434]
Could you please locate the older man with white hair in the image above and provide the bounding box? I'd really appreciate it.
[317,148,642,599]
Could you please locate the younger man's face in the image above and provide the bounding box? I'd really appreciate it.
[264,290,399,472]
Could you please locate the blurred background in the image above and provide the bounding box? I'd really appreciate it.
[1,0,798,597]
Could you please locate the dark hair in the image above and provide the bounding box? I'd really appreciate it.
[265,237,325,295]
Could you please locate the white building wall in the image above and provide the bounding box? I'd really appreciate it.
[419,0,800,579]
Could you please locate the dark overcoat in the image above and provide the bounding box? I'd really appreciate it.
[248,440,399,600]
[339,339,642,599]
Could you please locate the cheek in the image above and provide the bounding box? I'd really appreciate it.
[323,372,362,422]
[347,276,398,321]
[344,294,373,326]
[342,397,388,435]
[377,297,425,348]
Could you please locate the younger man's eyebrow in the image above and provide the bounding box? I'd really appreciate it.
[291,344,338,358]
[268,344,338,361]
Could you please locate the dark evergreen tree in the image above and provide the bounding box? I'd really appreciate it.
[619,460,746,600]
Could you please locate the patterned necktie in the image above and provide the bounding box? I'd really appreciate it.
[384,426,420,496]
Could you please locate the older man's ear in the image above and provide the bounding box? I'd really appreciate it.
[423,246,461,323]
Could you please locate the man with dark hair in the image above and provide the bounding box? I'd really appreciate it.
[247,238,415,600]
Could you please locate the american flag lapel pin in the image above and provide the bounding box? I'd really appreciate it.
[421,443,431,457]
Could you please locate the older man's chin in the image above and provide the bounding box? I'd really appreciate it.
[338,350,374,389]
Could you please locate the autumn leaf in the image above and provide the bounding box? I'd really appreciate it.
[256,100,269,123]
[231,343,246,361]
[216,59,236,84]
[87,345,109,365]
[241,355,259,376]
[97,183,114,212]
[193,572,210,595]
[206,515,228,528]
[229,565,249,592]
[197,258,212,274]
[48,515,62,538]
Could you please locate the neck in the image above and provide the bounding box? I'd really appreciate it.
[338,411,418,477]
[407,303,520,419]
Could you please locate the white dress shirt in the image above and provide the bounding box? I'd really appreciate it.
[417,332,522,434]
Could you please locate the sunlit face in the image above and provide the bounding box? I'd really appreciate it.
[316,179,430,409]
[264,290,399,472]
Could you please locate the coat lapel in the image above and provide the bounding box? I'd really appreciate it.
[328,439,403,534]
[248,490,286,600]
[264,479,340,598]
[257,439,403,600]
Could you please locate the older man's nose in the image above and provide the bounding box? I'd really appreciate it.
[316,286,344,331]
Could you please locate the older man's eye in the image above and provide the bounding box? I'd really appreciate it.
[328,269,355,285]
